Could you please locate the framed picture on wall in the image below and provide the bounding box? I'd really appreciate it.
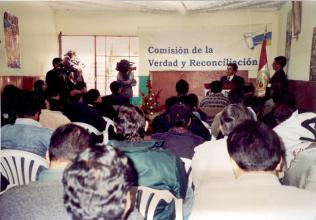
[3,11,21,68]
[309,27,316,81]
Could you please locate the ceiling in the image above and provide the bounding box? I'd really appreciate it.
[41,1,287,14]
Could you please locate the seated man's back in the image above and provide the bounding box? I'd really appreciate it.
[1,90,52,158]
[191,121,316,220]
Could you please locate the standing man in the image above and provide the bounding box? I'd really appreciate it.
[269,56,288,96]
[46,57,69,99]
[220,63,244,92]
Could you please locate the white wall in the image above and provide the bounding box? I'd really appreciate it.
[279,2,316,81]
[56,9,280,78]
[6,2,316,81]
[0,2,58,77]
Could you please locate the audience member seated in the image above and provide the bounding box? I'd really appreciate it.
[46,87,65,112]
[63,146,142,220]
[86,88,116,120]
[176,79,189,97]
[152,103,205,159]
[261,104,293,129]
[192,104,253,189]
[182,93,207,121]
[1,90,53,158]
[33,79,47,98]
[152,96,211,141]
[273,110,316,168]
[63,90,106,132]
[35,93,70,130]
[1,84,20,126]
[283,142,316,192]
[210,88,246,139]
[220,62,244,92]
[190,120,316,220]
[102,80,130,106]
[108,104,187,220]
[0,124,92,219]
[200,80,229,108]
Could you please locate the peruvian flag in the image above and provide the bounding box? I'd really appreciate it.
[255,35,270,97]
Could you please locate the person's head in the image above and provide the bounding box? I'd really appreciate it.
[176,79,189,96]
[272,104,293,124]
[227,120,284,177]
[110,81,121,94]
[220,104,253,136]
[116,59,130,74]
[33,80,46,93]
[16,90,41,120]
[52,57,63,69]
[210,80,223,93]
[86,89,101,104]
[63,146,134,220]
[164,96,180,111]
[75,81,87,93]
[65,50,76,59]
[228,88,245,104]
[272,56,287,71]
[179,93,198,111]
[227,63,238,76]
[169,103,192,128]
[115,104,146,141]
[49,124,93,162]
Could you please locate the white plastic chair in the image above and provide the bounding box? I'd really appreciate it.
[102,117,115,145]
[181,157,193,188]
[1,149,49,193]
[72,122,101,135]
[132,186,183,220]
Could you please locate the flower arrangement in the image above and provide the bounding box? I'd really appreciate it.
[140,78,162,115]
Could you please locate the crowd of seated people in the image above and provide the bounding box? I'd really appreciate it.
[1,59,316,220]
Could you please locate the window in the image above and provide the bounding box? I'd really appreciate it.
[61,35,139,96]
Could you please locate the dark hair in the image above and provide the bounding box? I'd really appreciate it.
[16,90,41,118]
[63,146,133,220]
[272,104,293,123]
[86,89,100,104]
[227,62,238,71]
[165,96,180,111]
[49,124,92,161]
[116,59,130,73]
[228,88,244,104]
[169,103,192,128]
[110,81,121,93]
[274,56,287,68]
[176,79,189,96]
[75,81,87,91]
[33,80,45,92]
[220,104,253,136]
[115,104,145,141]
[179,94,197,110]
[227,120,283,171]
[210,80,223,93]
[52,57,62,66]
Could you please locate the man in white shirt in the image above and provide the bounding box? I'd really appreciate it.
[192,104,253,189]
[190,121,316,220]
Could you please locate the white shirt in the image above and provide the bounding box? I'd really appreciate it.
[190,173,316,220]
[191,137,235,190]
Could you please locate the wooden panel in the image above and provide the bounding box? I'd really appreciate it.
[151,71,248,106]
[288,80,316,112]
[0,76,40,94]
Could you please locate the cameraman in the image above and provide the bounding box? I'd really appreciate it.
[116,59,137,100]
[46,57,71,99]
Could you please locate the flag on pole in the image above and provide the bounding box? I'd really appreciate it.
[255,34,270,97]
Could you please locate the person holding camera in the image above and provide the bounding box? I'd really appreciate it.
[116,59,137,100]
[46,57,70,95]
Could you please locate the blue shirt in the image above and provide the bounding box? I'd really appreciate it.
[1,118,53,158]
